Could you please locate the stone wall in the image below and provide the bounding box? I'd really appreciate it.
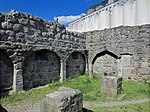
[66,52,86,78]
[0,11,85,49]
[23,50,60,90]
[0,10,86,93]
[93,53,118,75]
[0,50,13,94]
[86,24,150,80]
[0,10,149,94]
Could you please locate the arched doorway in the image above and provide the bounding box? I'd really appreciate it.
[66,52,86,78]
[0,50,13,96]
[23,50,60,90]
[92,50,119,76]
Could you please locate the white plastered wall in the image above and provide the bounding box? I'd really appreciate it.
[111,2,123,27]
[123,0,136,26]
[99,10,111,30]
[136,0,150,25]
[67,0,150,32]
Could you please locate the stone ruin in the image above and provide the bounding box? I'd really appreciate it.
[86,25,150,81]
[40,87,83,112]
[0,10,150,95]
[0,10,87,95]
[101,76,122,96]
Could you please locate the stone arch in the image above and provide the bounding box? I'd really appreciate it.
[23,49,60,90]
[66,51,86,78]
[92,50,119,75]
[91,48,120,64]
[92,50,119,64]
[0,49,13,96]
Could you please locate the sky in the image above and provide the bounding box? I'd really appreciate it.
[0,0,102,25]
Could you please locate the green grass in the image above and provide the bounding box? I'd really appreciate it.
[0,75,149,111]
[121,80,150,100]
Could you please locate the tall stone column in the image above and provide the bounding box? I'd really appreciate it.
[85,60,89,75]
[13,62,23,92]
[60,59,66,82]
[89,63,93,77]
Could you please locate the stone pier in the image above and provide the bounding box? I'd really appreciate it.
[101,76,122,96]
[42,87,83,112]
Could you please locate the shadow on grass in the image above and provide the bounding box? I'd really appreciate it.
[83,108,93,112]
[0,105,8,112]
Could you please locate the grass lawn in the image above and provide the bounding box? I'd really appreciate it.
[0,75,149,111]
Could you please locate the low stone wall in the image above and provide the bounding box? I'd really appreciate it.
[42,87,83,112]
[101,76,122,96]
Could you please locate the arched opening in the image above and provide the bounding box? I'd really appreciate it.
[23,50,60,90]
[92,50,119,76]
[0,50,13,97]
[66,52,86,78]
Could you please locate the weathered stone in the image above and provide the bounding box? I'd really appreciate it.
[1,22,13,30]
[30,20,36,27]
[0,51,13,94]
[0,10,149,93]
[42,32,48,37]
[23,26,29,33]
[0,30,6,36]
[8,36,15,41]
[93,54,118,75]
[86,25,150,78]
[18,18,29,25]
[23,50,61,90]
[66,52,85,78]
[16,32,25,39]
[42,87,83,112]
[6,30,15,36]
[13,69,23,92]
[14,62,23,70]
[101,76,122,96]
[13,24,23,32]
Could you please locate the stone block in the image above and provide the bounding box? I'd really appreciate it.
[42,87,83,112]
[13,24,23,31]
[2,22,13,30]
[101,76,122,96]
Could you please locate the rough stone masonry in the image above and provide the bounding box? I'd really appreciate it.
[101,76,122,96]
[86,25,150,80]
[42,87,83,112]
[0,10,87,94]
[0,10,150,95]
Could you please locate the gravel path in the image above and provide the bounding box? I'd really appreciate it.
[85,98,150,108]
[15,98,150,112]
[2,98,150,112]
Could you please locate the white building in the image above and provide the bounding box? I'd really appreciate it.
[67,0,150,32]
